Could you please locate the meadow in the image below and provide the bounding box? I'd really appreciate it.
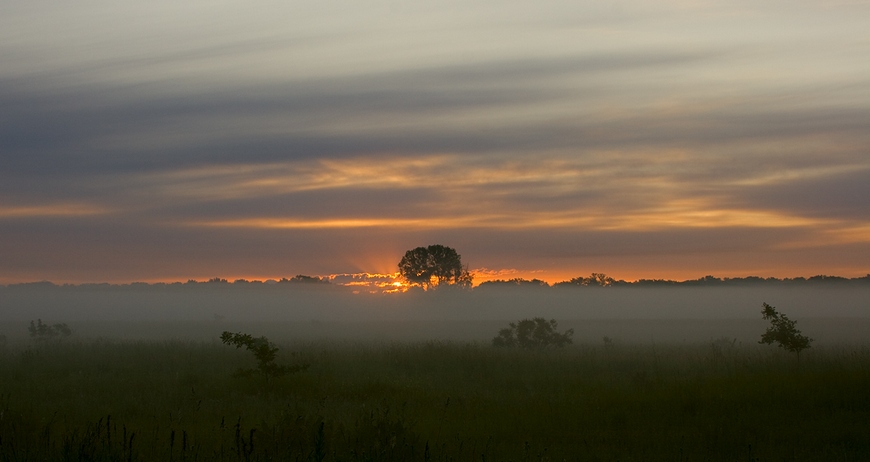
[2,334,869,461]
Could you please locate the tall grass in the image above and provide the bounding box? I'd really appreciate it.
[1,338,869,460]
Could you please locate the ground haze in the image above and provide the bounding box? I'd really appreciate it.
[1,283,868,460]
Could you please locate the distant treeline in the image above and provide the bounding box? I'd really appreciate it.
[0,275,333,291]
[2,273,868,291]
[484,273,870,289]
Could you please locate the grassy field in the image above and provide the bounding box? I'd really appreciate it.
[1,336,869,461]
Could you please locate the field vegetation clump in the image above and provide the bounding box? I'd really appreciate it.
[492,317,574,348]
[27,319,71,340]
[220,331,309,378]
[758,303,813,359]
[0,337,868,460]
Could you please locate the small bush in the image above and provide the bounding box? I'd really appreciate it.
[28,319,72,340]
[220,331,309,378]
[759,303,812,358]
[492,318,574,348]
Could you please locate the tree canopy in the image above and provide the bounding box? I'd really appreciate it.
[398,244,471,289]
[492,318,574,348]
[759,302,812,358]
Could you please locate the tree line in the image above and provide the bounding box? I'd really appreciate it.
[479,273,870,289]
[396,245,869,290]
[1,244,867,291]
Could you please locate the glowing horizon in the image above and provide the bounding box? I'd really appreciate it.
[3,265,866,290]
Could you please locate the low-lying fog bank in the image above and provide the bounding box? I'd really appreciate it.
[3,317,861,345]
[1,284,867,344]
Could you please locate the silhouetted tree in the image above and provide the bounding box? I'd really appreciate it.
[28,319,72,340]
[398,244,471,290]
[221,331,309,379]
[478,278,550,289]
[685,275,723,286]
[759,303,812,361]
[559,273,615,287]
[492,318,574,348]
[286,274,329,284]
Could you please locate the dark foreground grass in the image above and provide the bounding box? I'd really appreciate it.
[1,339,869,461]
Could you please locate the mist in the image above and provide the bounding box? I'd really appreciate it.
[2,282,867,344]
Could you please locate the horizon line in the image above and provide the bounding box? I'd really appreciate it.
[3,272,868,289]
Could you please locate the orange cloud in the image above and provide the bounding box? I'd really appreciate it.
[185,205,829,233]
[0,204,111,219]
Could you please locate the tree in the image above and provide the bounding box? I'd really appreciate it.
[28,319,72,340]
[758,303,812,360]
[477,278,550,290]
[492,318,574,348]
[398,244,471,289]
[561,273,615,287]
[220,331,309,379]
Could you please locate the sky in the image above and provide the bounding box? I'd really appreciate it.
[1,0,869,285]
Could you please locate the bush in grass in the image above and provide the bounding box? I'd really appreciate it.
[492,318,574,348]
[759,302,812,359]
[28,319,72,340]
[220,331,309,378]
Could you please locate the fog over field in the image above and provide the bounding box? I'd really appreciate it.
[2,283,867,344]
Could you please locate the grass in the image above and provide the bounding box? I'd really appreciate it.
[1,338,869,460]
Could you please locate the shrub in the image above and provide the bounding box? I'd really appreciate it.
[28,319,72,340]
[492,318,574,348]
[759,302,812,359]
[220,331,309,379]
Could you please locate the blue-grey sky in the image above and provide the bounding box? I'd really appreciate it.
[1,0,869,284]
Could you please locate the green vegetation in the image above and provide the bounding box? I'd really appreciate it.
[492,317,574,348]
[759,303,813,360]
[1,339,869,460]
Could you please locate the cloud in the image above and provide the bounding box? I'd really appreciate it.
[730,166,870,221]
[0,203,111,219]
[3,74,867,183]
[1,1,868,283]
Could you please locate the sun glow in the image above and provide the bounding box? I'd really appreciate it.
[383,281,409,294]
